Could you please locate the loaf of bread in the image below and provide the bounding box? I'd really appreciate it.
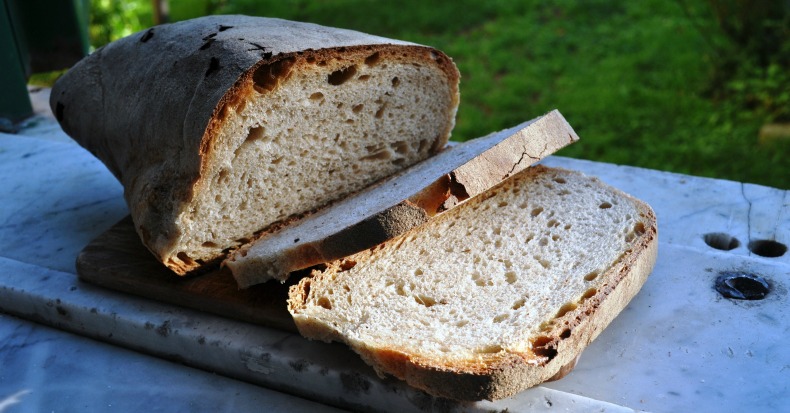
[226,110,579,287]
[51,15,459,274]
[288,165,658,400]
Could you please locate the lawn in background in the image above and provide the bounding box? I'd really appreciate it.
[85,0,790,189]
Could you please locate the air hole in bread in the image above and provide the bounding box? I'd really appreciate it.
[328,65,358,85]
[176,252,196,266]
[556,302,578,318]
[505,271,518,284]
[547,219,559,228]
[493,314,508,323]
[498,201,509,208]
[414,268,424,276]
[352,104,364,113]
[584,271,599,281]
[309,92,324,100]
[364,52,381,66]
[538,237,549,247]
[339,260,357,271]
[553,177,567,184]
[512,298,526,310]
[580,288,597,302]
[202,241,219,248]
[374,103,386,118]
[253,57,296,93]
[391,77,400,87]
[625,222,646,242]
[246,125,265,142]
[217,169,229,184]
[417,139,429,153]
[390,140,409,155]
[361,150,391,161]
[531,336,558,361]
[358,74,370,81]
[560,328,571,339]
[530,207,544,217]
[317,297,332,310]
[414,294,436,307]
[599,202,613,209]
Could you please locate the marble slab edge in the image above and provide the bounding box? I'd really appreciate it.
[0,255,639,413]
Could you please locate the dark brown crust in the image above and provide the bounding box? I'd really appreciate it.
[51,15,459,275]
[288,166,659,401]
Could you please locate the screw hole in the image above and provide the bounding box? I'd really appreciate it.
[747,239,787,258]
[715,272,769,300]
[703,233,740,251]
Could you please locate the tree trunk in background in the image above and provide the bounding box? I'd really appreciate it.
[153,0,169,25]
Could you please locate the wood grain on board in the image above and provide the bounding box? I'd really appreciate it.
[76,216,300,332]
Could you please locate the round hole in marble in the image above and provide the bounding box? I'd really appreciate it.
[703,232,740,251]
[715,272,769,300]
[747,239,787,258]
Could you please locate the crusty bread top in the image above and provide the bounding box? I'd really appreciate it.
[51,15,459,274]
[226,110,579,287]
[288,165,658,400]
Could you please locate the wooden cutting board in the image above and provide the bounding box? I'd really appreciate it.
[77,216,301,332]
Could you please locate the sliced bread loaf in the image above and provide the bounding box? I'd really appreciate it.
[51,15,459,274]
[226,110,579,287]
[288,165,657,400]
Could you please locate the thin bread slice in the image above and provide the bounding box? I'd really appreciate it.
[226,110,579,287]
[50,15,459,275]
[287,165,658,400]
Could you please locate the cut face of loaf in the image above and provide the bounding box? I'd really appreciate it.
[226,110,579,287]
[50,15,459,274]
[288,166,658,401]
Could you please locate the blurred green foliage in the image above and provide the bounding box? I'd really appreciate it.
[80,0,789,188]
[89,0,152,47]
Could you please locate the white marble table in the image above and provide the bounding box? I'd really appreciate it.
[1,102,788,412]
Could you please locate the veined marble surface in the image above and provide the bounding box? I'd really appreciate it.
[0,313,344,413]
[1,113,788,412]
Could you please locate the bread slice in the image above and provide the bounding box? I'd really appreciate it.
[288,165,658,401]
[226,110,579,287]
[50,15,459,274]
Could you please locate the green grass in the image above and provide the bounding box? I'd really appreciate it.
[84,0,790,188]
